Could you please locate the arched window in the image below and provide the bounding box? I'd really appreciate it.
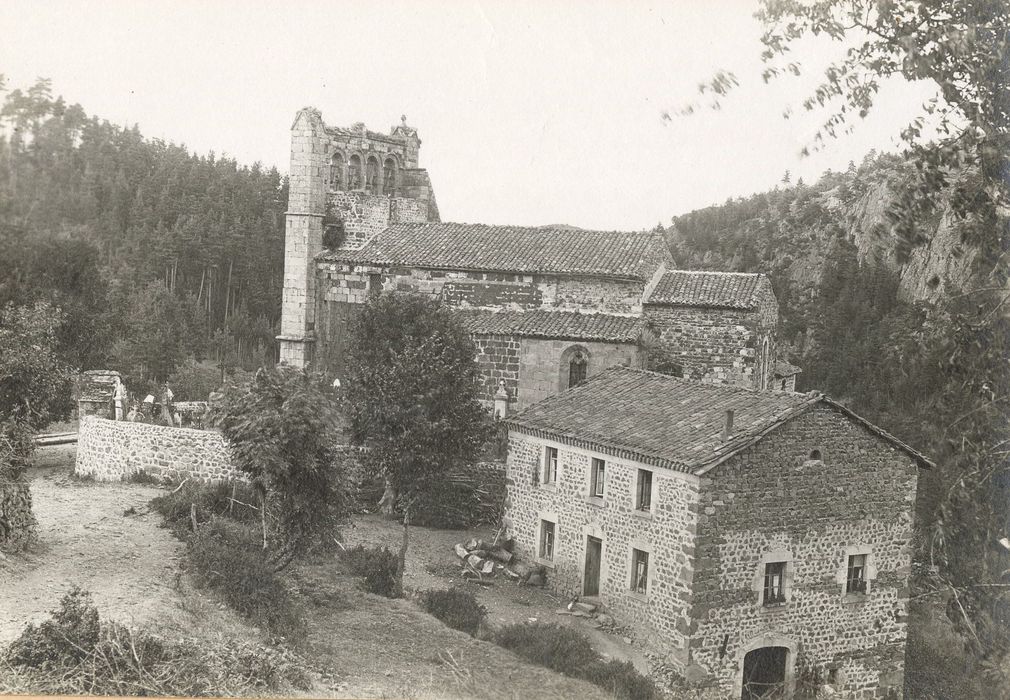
[365,156,380,194]
[348,155,363,190]
[558,346,589,390]
[382,157,397,196]
[329,151,344,190]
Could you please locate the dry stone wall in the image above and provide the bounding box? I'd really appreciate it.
[75,415,243,484]
[688,405,918,698]
[505,431,701,656]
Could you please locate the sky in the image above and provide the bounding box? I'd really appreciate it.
[1,1,939,231]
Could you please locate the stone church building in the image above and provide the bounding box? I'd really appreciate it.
[504,366,930,698]
[278,108,786,408]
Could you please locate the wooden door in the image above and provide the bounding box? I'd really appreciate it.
[583,536,602,596]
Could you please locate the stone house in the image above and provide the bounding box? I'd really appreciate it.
[279,108,788,406]
[503,366,929,698]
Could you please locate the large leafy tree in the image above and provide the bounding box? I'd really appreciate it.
[344,293,492,595]
[0,301,73,552]
[215,365,349,570]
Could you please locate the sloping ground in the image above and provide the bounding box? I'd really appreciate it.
[292,564,610,700]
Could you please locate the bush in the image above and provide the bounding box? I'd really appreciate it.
[150,480,260,536]
[167,360,222,402]
[6,586,99,668]
[126,470,163,485]
[341,544,400,598]
[187,517,302,636]
[493,622,658,699]
[2,588,312,696]
[420,588,486,636]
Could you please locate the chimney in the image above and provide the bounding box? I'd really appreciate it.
[721,409,734,442]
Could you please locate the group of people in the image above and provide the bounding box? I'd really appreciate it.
[112,377,181,426]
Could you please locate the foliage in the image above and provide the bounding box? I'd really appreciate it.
[187,517,303,636]
[167,359,225,401]
[493,622,659,699]
[1,587,312,696]
[0,301,74,435]
[149,479,260,536]
[0,77,286,371]
[341,544,400,598]
[419,588,487,636]
[6,586,100,668]
[344,293,493,590]
[215,365,350,570]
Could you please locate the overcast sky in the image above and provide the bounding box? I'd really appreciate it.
[1,1,938,231]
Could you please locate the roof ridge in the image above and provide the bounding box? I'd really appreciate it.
[663,269,765,278]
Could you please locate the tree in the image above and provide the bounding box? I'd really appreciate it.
[344,293,492,595]
[0,301,73,552]
[215,365,349,570]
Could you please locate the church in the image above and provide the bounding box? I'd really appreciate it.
[278,108,785,409]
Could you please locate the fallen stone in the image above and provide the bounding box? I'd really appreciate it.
[454,543,468,559]
[465,537,479,551]
[466,554,483,569]
[595,613,615,626]
[480,559,494,575]
[573,601,597,614]
[572,610,592,618]
[623,636,633,644]
[555,609,572,615]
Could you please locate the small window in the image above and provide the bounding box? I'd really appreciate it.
[809,449,822,461]
[540,520,555,561]
[590,457,606,498]
[631,549,649,594]
[368,273,382,294]
[763,562,787,605]
[543,446,558,485]
[636,469,653,511]
[568,351,588,388]
[846,554,867,594]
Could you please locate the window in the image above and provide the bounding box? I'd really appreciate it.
[808,449,822,461]
[568,350,588,388]
[846,554,867,594]
[382,157,397,195]
[368,273,382,294]
[543,446,558,485]
[636,469,653,511]
[365,156,380,193]
[590,457,606,498]
[763,562,787,605]
[631,549,649,594]
[539,520,555,561]
[348,155,362,189]
[329,152,344,190]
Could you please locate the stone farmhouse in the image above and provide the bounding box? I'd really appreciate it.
[278,108,786,409]
[503,366,930,699]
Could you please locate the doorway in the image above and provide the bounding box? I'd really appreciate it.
[583,536,602,596]
[741,646,788,699]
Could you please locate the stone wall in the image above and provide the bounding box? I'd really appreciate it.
[473,333,521,403]
[75,415,243,484]
[505,431,701,655]
[517,338,643,409]
[642,305,760,388]
[688,405,919,698]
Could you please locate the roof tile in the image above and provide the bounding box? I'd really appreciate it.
[456,309,643,342]
[646,270,768,309]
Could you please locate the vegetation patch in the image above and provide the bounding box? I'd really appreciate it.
[341,544,400,598]
[150,479,260,536]
[420,588,487,636]
[493,622,659,700]
[187,517,303,636]
[1,588,313,697]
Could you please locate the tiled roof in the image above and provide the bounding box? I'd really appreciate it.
[646,270,769,309]
[456,309,643,342]
[321,223,668,280]
[505,366,931,473]
[774,360,802,377]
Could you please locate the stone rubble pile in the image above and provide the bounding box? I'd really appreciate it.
[451,537,548,586]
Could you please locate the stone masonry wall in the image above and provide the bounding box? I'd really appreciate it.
[505,431,700,656]
[688,406,919,698]
[517,338,643,409]
[75,415,243,483]
[642,305,759,388]
[473,333,521,403]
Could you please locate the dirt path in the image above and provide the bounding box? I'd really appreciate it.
[0,447,252,646]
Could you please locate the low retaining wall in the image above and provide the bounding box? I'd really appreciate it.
[75,415,242,483]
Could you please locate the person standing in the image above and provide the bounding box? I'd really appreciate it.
[113,376,127,421]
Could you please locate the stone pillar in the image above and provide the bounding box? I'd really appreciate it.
[493,380,510,419]
[278,107,328,368]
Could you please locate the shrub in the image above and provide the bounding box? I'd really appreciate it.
[150,480,259,536]
[341,544,400,598]
[126,470,163,485]
[2,588,312,696]
[187,517,302,636]
[493,622,658,699]
[582,659,660,700]
[420,588,487,636]
[167,360,222,402]
[6,586,100,667]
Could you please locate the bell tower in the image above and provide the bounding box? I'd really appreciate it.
[278,107,327,367]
